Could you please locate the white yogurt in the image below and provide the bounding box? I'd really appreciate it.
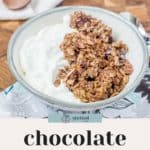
[19,14,141,105]
[20,16,82,104]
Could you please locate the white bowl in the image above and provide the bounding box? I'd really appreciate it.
[7,6,149,111]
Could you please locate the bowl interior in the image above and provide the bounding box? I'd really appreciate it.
[8,7,147,110]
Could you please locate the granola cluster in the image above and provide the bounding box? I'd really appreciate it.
[54,11,133,102]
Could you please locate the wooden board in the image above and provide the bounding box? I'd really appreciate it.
[0,0,150,91]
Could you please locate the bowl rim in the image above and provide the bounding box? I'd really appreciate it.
[7,6,149,111]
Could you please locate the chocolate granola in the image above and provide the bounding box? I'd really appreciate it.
[54,11,133,102]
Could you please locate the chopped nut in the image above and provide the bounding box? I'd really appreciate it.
[54,79,61,87]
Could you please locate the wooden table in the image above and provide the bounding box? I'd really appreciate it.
[0,0,150,91]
